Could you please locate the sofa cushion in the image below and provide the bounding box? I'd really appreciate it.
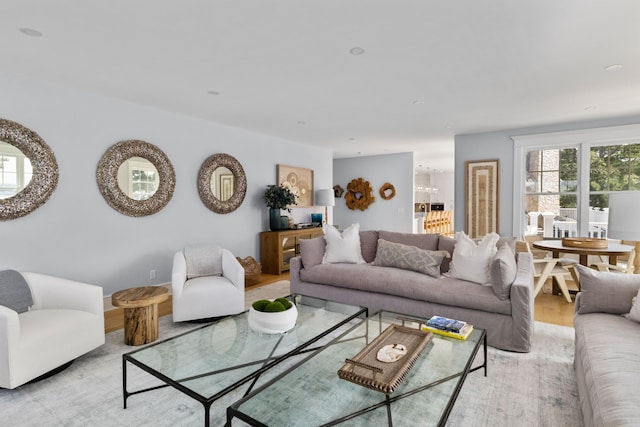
[437,236,456,273]
[372,239,449,278]
[576,264,640,314]
[0,270,33,313]
[377,230,439,251]
[300,263,512,315]
[448,232,500,285]
[300,237,326,269]
[574,313,640,426]
[491,244,518,300]
[322,223,366,264]
[359,230,379,263]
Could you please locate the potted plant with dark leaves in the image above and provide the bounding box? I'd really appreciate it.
[264,184,297,230]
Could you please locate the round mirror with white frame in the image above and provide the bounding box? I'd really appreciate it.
[97,140,175,217]
[0,118,58,220]
[198,153,246,214]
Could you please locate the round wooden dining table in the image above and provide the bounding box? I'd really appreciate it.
[532,239,634,293]
[531,240,634,266]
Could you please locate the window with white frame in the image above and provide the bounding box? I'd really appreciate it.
[512,124,640,239]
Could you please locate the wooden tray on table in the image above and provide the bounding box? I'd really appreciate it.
[561,237,608,249]
[337,324,433,394]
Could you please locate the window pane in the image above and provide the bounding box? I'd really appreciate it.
[591,143,640,192]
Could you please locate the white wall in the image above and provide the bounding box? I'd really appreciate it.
[333,153,414,232]
[0,73,332,295]
[455,115,640,237]
[429,172,454,212]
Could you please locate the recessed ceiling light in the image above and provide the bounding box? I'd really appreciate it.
[19,28,43,37]
[445,124,453,130]
[348,137,356,141]
[297,121,306,125]
[207,90,220,95]
[413,100,425,105]
[584,106,597,111]
[349,47,365,56]
[604,64,623,71]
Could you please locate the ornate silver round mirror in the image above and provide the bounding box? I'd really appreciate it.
[0,118,58,221]
[197,153,246,214]
[97,140,175,217]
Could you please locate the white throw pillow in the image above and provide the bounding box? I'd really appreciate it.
[448,231,500,285]
[322,223,366,264]
[627,289,640,322]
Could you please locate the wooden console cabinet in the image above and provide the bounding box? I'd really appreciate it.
[260,228,323,274]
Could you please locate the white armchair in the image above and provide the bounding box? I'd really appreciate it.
[172,248,245,322]
[0,272,105,389]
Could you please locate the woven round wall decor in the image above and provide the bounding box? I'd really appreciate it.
[379,182,396,200]
[345,178,376,211]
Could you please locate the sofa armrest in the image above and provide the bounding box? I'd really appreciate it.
[222,249,244,292]
[22,272,103,317]
[509,252,535,351]
[172,251,187,298]
[0,305,20,386]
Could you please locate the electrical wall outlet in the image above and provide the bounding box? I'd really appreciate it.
[149,269,156,280]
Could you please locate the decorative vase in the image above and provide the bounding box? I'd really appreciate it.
[269,208,281,231]
[248,303,298,334]
[280,215,289,230]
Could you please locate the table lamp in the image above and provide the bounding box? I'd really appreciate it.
[316,189,335,224]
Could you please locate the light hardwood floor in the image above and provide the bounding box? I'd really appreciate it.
[104,271,575,333]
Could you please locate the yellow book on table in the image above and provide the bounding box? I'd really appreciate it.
[421,323,474,340]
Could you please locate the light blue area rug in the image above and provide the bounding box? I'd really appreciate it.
[0,281,581,426]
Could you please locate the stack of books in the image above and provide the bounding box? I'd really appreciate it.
[421,315,474,340]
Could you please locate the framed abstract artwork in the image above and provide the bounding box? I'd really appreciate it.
[277,165,314,207]
[465,159,499,238]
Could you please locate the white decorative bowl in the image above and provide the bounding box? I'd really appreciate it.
[248,303,298,334]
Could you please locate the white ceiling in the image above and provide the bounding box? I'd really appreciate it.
[2,1,640,173]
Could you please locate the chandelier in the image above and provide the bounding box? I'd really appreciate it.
[415,185,438,194]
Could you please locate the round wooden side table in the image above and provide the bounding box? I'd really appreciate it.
[111,286,169,346]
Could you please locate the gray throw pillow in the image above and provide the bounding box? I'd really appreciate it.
[577,264,640,314]
[378,230,439,251]
[0,270,33,313]
[491,244,518,300]
[300,237,326,269]
[372,239,449,278]
[359,230,379,263]
[437,236,456,273]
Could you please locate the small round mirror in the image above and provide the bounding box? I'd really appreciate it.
[209,166,234,202]
[198,153,246,214]
[117,156,159,201]
[97,140,175,217]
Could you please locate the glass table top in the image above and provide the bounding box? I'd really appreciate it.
[229,311,486,426]
[124,296,366,400]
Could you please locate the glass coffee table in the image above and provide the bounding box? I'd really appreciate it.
[227,311,487,426]
[121,296,366,427]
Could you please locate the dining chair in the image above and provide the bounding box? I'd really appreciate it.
[519,240,576,303]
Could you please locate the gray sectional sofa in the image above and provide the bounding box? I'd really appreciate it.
[290,230,535,352]
[573,265,640,427]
